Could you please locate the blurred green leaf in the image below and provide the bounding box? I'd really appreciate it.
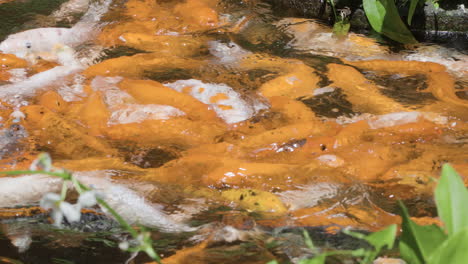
[0,257,24,264]
[303,229,315,249]
[342,229,364,239]
[332,21,350,36]
[400,241,423,264]
[407,0,421,25]
[428,228,468,264]
[52,258,75,264]
[365,224,396,251]
[435,164,468,236]
[399,201,447,263]
[299,254,326,264]
[363,0,417,43]
[344,225,396,263]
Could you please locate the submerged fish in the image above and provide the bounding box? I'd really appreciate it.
[0,171,195,232]
[0,65,83,99]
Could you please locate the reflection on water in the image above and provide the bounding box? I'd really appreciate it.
[0,0,467,262]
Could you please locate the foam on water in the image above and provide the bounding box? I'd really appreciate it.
[336,111,448,128]
[57,74,87,102]
[404,46,468,78]
[313,86,335,96]
[277,183,341,210]
[91,76,133,107]
[165,79,267,124]
[7,68,28,83]
[208,41,252,64]
[51,0,91,22]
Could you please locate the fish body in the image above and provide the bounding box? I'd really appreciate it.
[0,172,195,232]
[0,28,74,60]
[0,0,110,63]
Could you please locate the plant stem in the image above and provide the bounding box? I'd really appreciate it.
[60,182,68,200]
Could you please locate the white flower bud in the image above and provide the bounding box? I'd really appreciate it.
[51,208,64,227]
[77,190,99,208]
[60,202,81,223]
[40,193,61,209]
[119,241,129,251]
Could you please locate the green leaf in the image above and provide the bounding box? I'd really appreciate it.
[363,0,417,44]
[0,257,25,264]
[365,224,397,251]
[428,228,468,264]
[332,21,350,37]
[435,164,468,236]
[299,254,326,264]
[342,229,367,239]
[399,201,447,263]
[407,0,420,25]
[299,230,326,264]
[344,225,396,263]
[303,229,315,249]
[400,241,423,264]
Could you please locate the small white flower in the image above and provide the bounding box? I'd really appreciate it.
[77,190,100,208]
[40,193,61,209]
[119,241,129,251]
[11,234,32,253]
[40,193,81,226]
[59,201,81,222]
[29,153,53,172]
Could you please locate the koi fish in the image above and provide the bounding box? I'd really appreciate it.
[0,171,196,232]
[0,0,111,63]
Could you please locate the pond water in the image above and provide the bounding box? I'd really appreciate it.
[0,0,467,263]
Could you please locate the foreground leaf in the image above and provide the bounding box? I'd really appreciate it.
[399,201,447,263]
[428,228,468,264]
[363,0,417,43]
[407,0,422,25]
[365,224,397,251]
[400,241,423,264]
[344,225,396,263]
[435,164,468,236]
[0,257,24,264]
[299,255,326,264]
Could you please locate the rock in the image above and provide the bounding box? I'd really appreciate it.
[374,257,407,264]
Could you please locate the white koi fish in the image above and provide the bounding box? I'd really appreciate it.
[0,64,83,98]
[0,0,111,63]
[0,171,195,232]
[0,0,111,100]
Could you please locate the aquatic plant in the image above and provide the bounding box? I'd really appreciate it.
[328,0,440,43]
[362,0,417,44]
[268,164,468,263]
[399,164,468,264]
[0,153,162,263]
